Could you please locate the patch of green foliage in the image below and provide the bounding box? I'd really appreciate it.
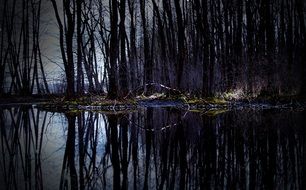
[186,97,227,105]
[204,109,228,116]
[53,95,138,107]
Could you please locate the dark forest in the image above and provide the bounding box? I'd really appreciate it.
[1,1,306,189]
[0,0,305,101]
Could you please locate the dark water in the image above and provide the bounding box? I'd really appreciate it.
[0,105,305,190]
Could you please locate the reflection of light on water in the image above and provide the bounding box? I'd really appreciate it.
[40,112,109,189]
[40,112,67,190]
[0,106,305,189]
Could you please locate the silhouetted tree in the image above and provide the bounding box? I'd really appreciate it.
[119,0,129,97]
[50,0,76,98]
[108,0,119,99]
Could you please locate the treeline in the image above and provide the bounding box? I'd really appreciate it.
[1,0,306,99]
[0,0,49,95]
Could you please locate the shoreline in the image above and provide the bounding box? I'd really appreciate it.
[1,95,305,113]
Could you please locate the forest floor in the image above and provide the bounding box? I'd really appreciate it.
[0,93,305,113]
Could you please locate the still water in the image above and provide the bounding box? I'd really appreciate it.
[0,105,305,190]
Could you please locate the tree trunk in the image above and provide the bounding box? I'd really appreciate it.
[108,0,119,99]
[50,0,75,99]
[119,0,129,97]
[76,0,84,95]
[128,0,137,91]
[246,0,254,93]
[297,0,306,96]
[174,0,185,89]
[140,0,152,94]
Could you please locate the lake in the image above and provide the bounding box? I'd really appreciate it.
[0,105,305,189]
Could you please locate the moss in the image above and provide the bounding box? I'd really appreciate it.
[51,95,138,107]
[136,92,180,101]
[186,97,228,105]
[70,101,78,105]
[34,92,306,113]
[186,99,202,104]
[205,97,228,104]
[67,109,82,114]
[188,109,204,113]
[204,109,228,116]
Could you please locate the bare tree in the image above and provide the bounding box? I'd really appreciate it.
[50,0,76,99]
[108,0,119,99]
[119,0,129,97]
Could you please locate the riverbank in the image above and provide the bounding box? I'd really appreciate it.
[1,93,305,113]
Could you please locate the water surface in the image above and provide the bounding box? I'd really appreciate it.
[0,105,305,189]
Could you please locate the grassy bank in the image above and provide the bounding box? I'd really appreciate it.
[1,92,305,112]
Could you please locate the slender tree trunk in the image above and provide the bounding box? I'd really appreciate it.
[108,0,119,99]
[140,0,152,94]
[119,0,128,97]
[236,0,243,87]
[76,0,84,95]
[296,0,306,96]
[266,0,275,93]
[50,0,75,99]
[246,0,254,93]
[174,0,185,89]
[128,0,137,91]
[0,0,8,94]
[209,0,216,95]
[152,0,170,86]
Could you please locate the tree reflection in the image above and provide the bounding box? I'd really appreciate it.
[0,107,305,189]
[60,112,78,190]
[0,106,48,190]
